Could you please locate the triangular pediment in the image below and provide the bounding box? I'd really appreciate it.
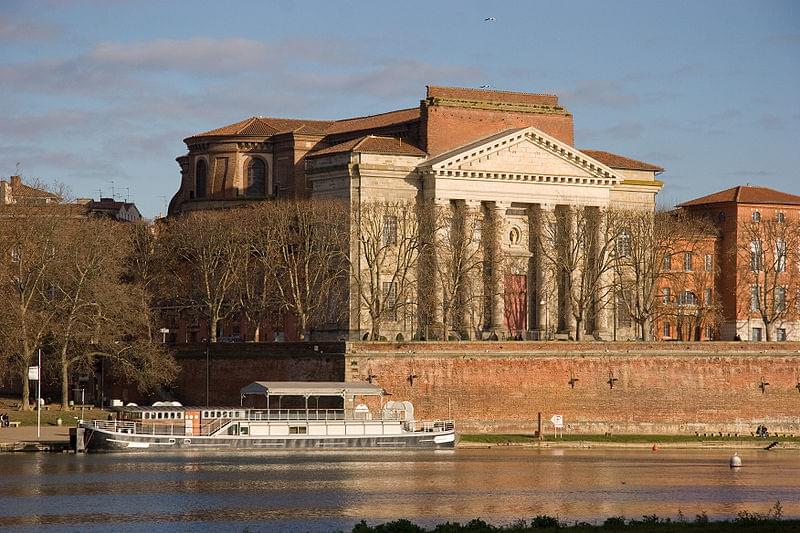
[420,127,624,186]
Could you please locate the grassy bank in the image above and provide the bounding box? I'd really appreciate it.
[0,398,108,427]
[459,433,800,444]
[349,504,797,531]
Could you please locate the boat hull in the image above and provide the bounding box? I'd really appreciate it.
[80,426,456,452]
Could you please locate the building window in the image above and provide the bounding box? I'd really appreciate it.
[662,287,671,304]
[750,240,762,271]
[616,229,631,257]
[718,211,726,223]
[195,159,207,199]
[752,211,761,222]
[776,212,785,223]
[246,159,266,197]
[776,239,786,272]
[777,328,787,341]
[683,252,693,272]
[616,291,632,327]
[662,254,672,271]
[382,281,397,321]
[679,291,697,306]
[704,288,712,305]
[704,254,712,272]
[383,215,398,245]
[750,284,760,311]
[751,327,762,341]
[705,325,713,340]
[663,322,671,338]
[775,286,786,311]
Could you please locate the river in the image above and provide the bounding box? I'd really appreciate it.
[0,448,798,532]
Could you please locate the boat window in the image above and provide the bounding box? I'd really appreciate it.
[177,413,182,419]
[144,413,150,420]
[169,412,175,419]
[202,411,207,417]
[240,426,249,435]
[289,426,308,434]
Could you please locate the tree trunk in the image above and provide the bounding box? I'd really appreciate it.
[61,353,70,410]
[21,370,31,411]
[574,317,583,341]
[209,316,218,343]
[253,324,261,342]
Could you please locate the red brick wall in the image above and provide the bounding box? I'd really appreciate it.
[110,341,800,435]
[422,105,575,156]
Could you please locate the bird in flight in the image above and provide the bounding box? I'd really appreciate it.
[484,16,496,21]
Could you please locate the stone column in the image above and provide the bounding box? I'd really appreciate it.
[489,202,509,336]
[459,200,483,339]
[593,207,612,340]
[536,204,555,338]
[565,205,578,337]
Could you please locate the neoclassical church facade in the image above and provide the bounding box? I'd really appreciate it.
[169,86,663,341]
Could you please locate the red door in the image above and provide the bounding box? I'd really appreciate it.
[504,274,527,335]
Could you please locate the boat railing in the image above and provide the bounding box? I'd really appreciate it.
[403,419,455,433]
[89,420,187,436]
[243,409,347,421]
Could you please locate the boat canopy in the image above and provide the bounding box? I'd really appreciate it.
[240,381,384,399]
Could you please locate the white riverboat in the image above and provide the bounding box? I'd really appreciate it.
[76,381,456,452]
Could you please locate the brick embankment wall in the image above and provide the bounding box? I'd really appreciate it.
[346,342,800,435]
[110,341,800,435]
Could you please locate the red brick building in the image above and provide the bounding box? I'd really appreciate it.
[678,186,800,341]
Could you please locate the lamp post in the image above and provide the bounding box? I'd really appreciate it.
[159,327,169,343]
[539,296,549,340]
[205,341,210,407]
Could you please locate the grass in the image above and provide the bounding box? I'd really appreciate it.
[459,433,800,444]
[0,397,109,427]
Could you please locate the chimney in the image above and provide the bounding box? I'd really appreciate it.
[10,175,22,188]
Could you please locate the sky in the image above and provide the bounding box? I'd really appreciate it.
[1,0,798,218]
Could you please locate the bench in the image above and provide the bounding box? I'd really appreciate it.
[8,421,21,428]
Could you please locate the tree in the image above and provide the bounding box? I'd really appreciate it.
[0,205,63,409]
[538,206,621,340]
[352,200,421,340]
[161,210,245,343]
[613,209,713,341]
[736,214,800,341]
[270,199,349,339]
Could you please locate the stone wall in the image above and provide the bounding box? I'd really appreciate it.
[113,341,800,436]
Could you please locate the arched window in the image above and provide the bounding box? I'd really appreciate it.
[247,159,266,197]
[776,212,785,223]
[752,211,761,222]
[195,159,207,199]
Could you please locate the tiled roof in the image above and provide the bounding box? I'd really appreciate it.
[309,135,427,157]
[324,108,420,134]
[187,108,420,142]
[188,116,334,140]
[580,150,664,172]
[427,85,559,106]
[678,185,800,207]
[12,183,60,198]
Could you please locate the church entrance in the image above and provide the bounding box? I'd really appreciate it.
[504,274,527,336]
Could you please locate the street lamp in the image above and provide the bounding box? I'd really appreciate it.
[539,296,549,340]
[205,341,210,407]
[159,327,169,343]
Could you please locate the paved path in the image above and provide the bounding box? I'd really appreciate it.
[0,426,70,444]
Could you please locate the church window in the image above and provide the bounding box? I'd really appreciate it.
[662,287,670,304]
[195,160,207,199]
[752,211,761,222]
[750,240,762,271]
[704,254,713,272]
[662,254,672,271]
[382,281,398,321]
[776,212,785,223]
[683,252,693,272]
[247,159,266,197]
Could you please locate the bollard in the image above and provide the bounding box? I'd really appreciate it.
[729,452,742,468]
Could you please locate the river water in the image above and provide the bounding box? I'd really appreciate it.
[0,448,798,532]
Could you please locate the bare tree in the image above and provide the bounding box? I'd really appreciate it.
[538,206,621,340]
[612,209,713,341]
[736,214,800,340]
[351,200,421,340]
[0,206,63,409]
[161,210,245,343]
[271,199,349,339]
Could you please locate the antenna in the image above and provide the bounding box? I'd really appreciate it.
[15,162,21,175]
[96,189,103,199]
[110,180,116,200]
[124,187,130,202]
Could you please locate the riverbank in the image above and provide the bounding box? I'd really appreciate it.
[459,433,800,450]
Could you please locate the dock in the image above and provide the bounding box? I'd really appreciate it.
[0,426,72,452]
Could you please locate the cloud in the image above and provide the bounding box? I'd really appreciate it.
[0,13,60,43]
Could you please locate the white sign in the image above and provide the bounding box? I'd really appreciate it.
[28,366,39,381]
[550,414,564,428]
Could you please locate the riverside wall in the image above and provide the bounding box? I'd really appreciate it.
[130,341,800,435]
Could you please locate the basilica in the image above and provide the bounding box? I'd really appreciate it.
[169,86,664,341]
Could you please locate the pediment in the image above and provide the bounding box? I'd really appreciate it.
[420,127,624,186]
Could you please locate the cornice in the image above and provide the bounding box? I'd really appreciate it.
[423,97,570,116]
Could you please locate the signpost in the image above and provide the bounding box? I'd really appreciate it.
[550,414,564,439]
[28,348,42,438]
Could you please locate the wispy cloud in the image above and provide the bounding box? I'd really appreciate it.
[0,13,61,43]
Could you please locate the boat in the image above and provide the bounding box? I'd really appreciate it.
[76,381,456,452]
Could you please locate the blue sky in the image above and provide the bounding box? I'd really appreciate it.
[1,0,798,217]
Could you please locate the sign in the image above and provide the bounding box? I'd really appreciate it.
[28,366,39,381]
[550,414,564,428]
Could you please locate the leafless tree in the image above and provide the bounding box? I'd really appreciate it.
[160,210,245,343]
[0,205,64,409]
[350,200,421,340]
[270,199,349,339]
[538,206,621,340]
[736,214,800,340]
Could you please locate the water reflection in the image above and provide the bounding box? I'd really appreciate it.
[0,448,797,532]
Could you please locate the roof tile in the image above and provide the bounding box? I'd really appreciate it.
[310,135,427,157]
[580,150,664,172]
[679,185,800,207]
